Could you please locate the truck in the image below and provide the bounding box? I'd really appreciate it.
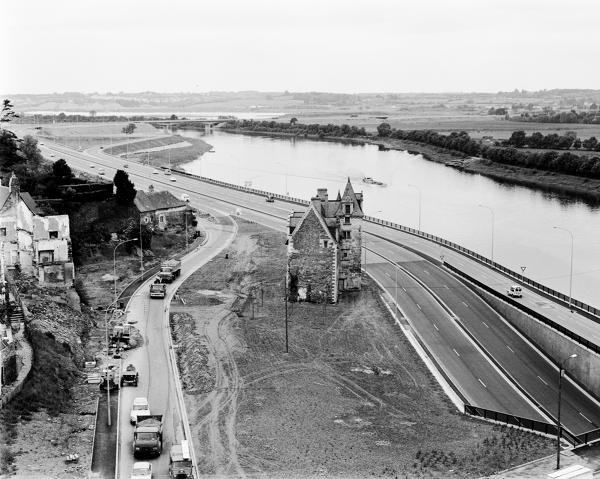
[169,440,193,479]
[158,259,182,283]
[150,282,167,299]
[99,364,120,391]
[133,415,163,458]
[120,363,139,387]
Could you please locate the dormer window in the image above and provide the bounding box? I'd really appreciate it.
[345,204,352,215]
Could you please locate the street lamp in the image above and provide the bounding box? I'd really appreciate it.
[113,238,138,302]
[407,184,422,231]
[553,226,574,311]
[477,204,495,263]
[556,353,578,470]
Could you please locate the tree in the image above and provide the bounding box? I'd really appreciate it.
[170,114,178,120]
[290,117,298,125]
[508,130,527,147]
[377,122,392,137]
[122,123,137,135]
[89,110,97,118]
[20,135,43,172]
[0,99,20,165]
[52,158,74,178]
[113,169,137,205]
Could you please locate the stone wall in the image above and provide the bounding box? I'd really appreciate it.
[338,219,363,290]
[288,209,336,302]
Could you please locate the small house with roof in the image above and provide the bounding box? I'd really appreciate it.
[134,185,190,230]
[287,179,364,303]
[0,173,74,284]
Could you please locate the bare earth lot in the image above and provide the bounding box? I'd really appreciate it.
[171,219,554,479]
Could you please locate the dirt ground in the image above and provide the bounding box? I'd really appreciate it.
[170,219,554,479]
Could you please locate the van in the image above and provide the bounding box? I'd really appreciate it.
[180,193,190,202]
[507,285,523,298]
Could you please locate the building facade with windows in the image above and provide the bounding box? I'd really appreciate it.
[134,185,189,230]
[0,173,74,284]
[287,179,363,303]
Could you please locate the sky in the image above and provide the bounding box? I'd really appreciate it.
[2,0,600,94]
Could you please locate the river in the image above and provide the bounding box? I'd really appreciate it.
[177,129,600,307]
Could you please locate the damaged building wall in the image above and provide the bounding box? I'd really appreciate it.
[288,208,337,302]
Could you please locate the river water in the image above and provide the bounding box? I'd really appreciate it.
[177,129,600,307]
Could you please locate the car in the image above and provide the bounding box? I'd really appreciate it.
[131,461,152,479]
[152,169,159,175]
[266,195,275,203]
[89,164,95,168]
[507,285,523,298]
[50,154,55,157]
[170,177,176,182]
[130,397,151,424]
[123,163,129,168]
[164,169,171,175]
[98,168,105,175]
[39,142,44,145]
[180,194,190,202]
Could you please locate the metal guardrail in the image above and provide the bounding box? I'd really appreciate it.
[363,215,600,320]
[445,263,600,355]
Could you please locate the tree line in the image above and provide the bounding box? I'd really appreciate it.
[512,110,600,124]
[224,119,367,138]
[506,130,600,151]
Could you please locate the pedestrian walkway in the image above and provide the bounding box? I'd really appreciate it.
[486,444,600,478]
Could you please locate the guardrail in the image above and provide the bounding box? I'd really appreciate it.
[363,215,600,320]
[445,263,600,355]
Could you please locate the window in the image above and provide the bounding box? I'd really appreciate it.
[342,230,351,239]
[320,239,329,248]
[343,251,349,259]
[39,250,54,263]
[144,216,151,224]
[344,216,351,225]
[159,215,165,224]
[0,228,6,236]
[345,204,351,215]
[49,231,58,239]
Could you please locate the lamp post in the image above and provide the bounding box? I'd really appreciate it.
[407,184,422,231]
[553,226,574,311]
[103,296,124,427]
[556,353,578,470]
[113,238,138,302]
[477,204,495,263]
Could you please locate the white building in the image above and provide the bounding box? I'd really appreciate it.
[0,173,74,285]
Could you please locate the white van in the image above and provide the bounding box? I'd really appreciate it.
[180,193,190,202]
[507,285,523,298]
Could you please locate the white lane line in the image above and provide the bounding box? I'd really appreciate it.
[402,287,407,292]
[580,412,593,423]
[453,348,460,357]
[506,345,515,353]
[478,379,487,388]
[416,304,422,310]
[443,285,449,290]
[424,270,430,275]
[385,272,391,277]
[433,324,439,331]
[482,322,489,328]
[537,376,548,386]
[462,301,469,308]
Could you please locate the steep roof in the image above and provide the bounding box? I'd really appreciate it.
[20,192,41,215]
[291,203,336,244]
[134,190,186,213]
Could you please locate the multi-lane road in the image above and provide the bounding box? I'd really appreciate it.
[35,136,600,456]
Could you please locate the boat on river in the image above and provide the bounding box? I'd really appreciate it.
[362,177,386,186]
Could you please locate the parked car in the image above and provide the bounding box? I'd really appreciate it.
[266,195,275,203]
[131,461,152,479]
[98,168,105,175]
[123,163,129,168]
[181,194,190,202]
[507,285,523,298]
[121,364,139,387]
[130,397,151,424]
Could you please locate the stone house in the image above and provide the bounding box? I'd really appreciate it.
[0,173,74,285]
[134,185,190,230]
[287,179,364,303]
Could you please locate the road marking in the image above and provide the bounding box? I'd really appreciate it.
[580,412,593,423]
[424,270,430,275]
[453,348,460,357]
[416,304,422,310]
[402,287,407,292]
[507,345,515,353]
[537,376,548,386]
[385,272,391,277]
[482,322,489,328]
[433,324,439,331]
[478,379,487,388]
[462,301,469,308]
[443,285,449,290]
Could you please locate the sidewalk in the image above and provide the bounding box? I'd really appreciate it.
[486,444,600,478]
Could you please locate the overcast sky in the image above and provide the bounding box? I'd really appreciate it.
[2,0,600,94]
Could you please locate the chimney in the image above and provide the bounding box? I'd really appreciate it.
[316,188,328,203]
[310,196,322,213]
[8,173,19,198]
[148,184,154,194]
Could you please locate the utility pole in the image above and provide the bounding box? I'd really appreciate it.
[284,284,289,353]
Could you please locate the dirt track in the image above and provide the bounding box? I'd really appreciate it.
[171,219,554,479]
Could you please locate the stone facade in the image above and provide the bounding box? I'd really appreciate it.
[134,185,189,231]
[287,179,363,303]
[0,174,74,285]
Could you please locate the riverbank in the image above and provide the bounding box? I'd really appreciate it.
[219,128,600,202]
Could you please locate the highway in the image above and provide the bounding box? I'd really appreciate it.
[35,137,600,446]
